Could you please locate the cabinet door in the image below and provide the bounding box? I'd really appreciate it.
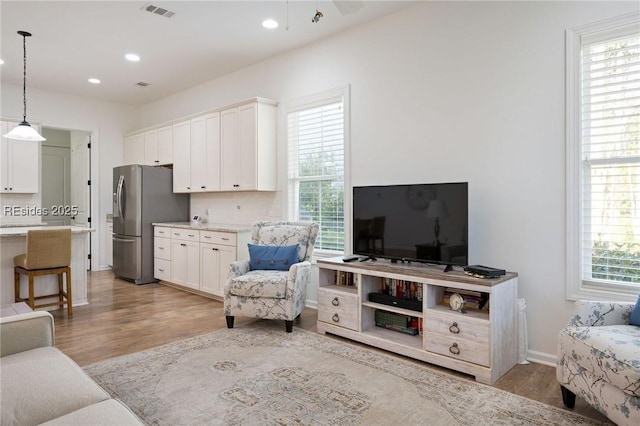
[172,120,191,192]
[237,103,257,190]
[156,125,173,165]
[204,112,221,191]
[190,115,207,192]
[200,243,221,295]
[106,222,114,267]
[144,130,159,165]
[220,108,237,191]
[171,239,199,289]
[4,138,39,193]
[217,244,236,293]
[124,133,145,165]
[0,122,8,191]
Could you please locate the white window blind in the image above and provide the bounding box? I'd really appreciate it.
[288,99,345,252]
[581,26,640,287]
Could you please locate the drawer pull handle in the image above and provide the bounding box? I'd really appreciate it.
[449,322,460,334]
[449,343,460,355]
[188,234,195,237]
[332,313,339,323]
[158,268,165,272]
[204,236,211,239]
[180,243,186,247]
[332,297,339,306]
[222,237,229,241]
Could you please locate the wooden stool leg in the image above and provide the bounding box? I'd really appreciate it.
[28,272,35,310]
[14,269,20,302]
[66,267,72,316]
[58,272,64,304]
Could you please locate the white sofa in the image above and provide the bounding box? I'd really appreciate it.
[557,300,640,426]
[0,311,143,426]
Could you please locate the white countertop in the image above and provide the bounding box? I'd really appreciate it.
[153,222,251,233]
[0,225,94,237]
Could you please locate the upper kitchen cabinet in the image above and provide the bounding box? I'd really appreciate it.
[172,119,191,193]
[189,112,221,192]
[0,121,40,193]
[123,133,145,165]
[220,99,277,191]
[144,125,173,166]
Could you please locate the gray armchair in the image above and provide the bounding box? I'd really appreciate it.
[224,221,319,332]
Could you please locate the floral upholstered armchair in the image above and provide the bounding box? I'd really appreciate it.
[557,300,640,426]
[224,221,319,333]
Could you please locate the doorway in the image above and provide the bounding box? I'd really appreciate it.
[41,127,92,269]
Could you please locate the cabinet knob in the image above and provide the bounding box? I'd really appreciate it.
[332,313,340,323]
[449,343,460,355]
[449,322,460,334]
[158,268,165,272]
[201,186,206,189]
[180,243,186,247]
[331,297,339,306]
[159,246,165,250]
[187,186,191,190]
[212,248,218,251]
[155,160,159,163]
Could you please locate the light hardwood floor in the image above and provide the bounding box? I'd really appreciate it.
[50,270,610,424]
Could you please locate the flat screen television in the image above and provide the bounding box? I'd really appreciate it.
[352,182,468,266]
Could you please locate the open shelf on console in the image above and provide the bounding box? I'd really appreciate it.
[360,324,423,350]
[362,301,423,318]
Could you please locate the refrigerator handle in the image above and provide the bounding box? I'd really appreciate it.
[116,175,125,220]
[113,236,136,243]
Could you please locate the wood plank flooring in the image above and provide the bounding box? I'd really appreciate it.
[50,270,610,424]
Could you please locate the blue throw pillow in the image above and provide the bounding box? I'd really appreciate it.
[248,244,299,271]
[630,294,640,326]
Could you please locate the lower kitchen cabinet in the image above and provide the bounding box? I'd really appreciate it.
[154,224,249,298]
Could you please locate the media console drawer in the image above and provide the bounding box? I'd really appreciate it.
[424,310,489,344]
[318,288,359,331]
[423,332,490,367]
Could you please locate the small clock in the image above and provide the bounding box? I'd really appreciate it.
[449,292,465,313]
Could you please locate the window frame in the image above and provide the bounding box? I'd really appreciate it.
[285,85,351,259]
[565,12,640,302]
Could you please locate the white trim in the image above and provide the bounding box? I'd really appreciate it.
[565,12,640,303]
[526,350,557,368]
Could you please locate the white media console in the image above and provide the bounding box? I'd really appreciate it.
[316,257,518,384]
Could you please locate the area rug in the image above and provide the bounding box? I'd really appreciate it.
[85,321,604,426]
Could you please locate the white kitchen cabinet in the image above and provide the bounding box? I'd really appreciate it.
[220,100,277,191]
[172,120,191,192]
[200,243,235,296]
[189,112,220,192]
[123,133,145,165]
[1,121,39,193]
[171,229,200,290]
[144,125,173,166]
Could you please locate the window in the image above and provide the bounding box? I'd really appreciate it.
[566,13,640,301]
[287,87,350,253]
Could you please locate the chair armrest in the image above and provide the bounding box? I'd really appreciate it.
[0,311,55,357]
[287,261,312,293]
[228,260,250,280]
[567,300,635,327]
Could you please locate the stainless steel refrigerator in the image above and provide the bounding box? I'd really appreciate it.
[113,165,189,284]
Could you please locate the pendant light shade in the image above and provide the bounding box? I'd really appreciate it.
[3,31,46,142]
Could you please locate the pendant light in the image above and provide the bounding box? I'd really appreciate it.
[3,31,46,142]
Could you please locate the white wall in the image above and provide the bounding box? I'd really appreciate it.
[137,1,639,362]
[1,84,140,269]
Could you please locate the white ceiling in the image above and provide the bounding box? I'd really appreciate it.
[0,1,416,106]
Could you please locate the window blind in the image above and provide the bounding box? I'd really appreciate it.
[288,100,344,251]
[581,28,640,285]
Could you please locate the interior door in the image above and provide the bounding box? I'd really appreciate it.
[41,145,71,226]
[70,131,91,269]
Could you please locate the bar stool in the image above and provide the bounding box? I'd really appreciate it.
[14,229,72,316]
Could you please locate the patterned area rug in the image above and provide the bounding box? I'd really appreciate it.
[85,321,604,426]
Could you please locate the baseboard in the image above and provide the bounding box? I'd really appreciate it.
[526,350,556,367]
[305,299,318,309]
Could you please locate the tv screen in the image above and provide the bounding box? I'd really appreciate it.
[353,183,468,266]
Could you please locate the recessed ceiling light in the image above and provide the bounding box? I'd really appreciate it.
[88,78,101,84]
[262,19,278,29]
[125,53,141,62]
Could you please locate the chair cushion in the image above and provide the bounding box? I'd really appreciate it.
[13,254,26,269]
[248,244,299,271]
[559,324,640,397]
[229,270,288,299]
[0,347,111,426]
[40,399,143,425]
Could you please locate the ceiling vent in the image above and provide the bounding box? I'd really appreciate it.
[136,82,150,87]
[142,4,175,18]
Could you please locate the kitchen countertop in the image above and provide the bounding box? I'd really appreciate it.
[0,225,94,237]
[153,222,251,233]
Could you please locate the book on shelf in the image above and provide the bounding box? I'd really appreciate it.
[335,271,356,287]
[374,310,420,336]
[381,278,422,301]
